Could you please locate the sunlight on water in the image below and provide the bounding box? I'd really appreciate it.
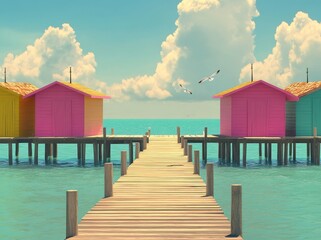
[0,119,320,240]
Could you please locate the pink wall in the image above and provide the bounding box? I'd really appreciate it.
[221,83,287,137]
[35,85,84,137]
[84,97,103,136]
[220,97,232,135]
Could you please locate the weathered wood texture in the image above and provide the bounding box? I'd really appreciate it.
[70,136,241,240]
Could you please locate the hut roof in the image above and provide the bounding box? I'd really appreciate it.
[284,81,321,97]
[213,80,298,101]
[24,81,111,99]
[0,82,38,96]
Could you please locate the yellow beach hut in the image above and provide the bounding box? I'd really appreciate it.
[0,82,38,137]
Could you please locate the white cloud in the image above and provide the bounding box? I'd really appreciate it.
[239,11,321,88]
[2,24,96,87]
[105,0,259,101]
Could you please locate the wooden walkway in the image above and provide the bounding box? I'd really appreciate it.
[69,136,242,240]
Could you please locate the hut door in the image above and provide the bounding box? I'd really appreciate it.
[0,97,17,137]
[53,100,72,136]
[247,99,267,137]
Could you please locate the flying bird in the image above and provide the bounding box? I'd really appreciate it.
[179,84,192,94]
[198,69,220,84]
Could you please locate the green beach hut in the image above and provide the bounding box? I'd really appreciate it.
[285,81,321,136]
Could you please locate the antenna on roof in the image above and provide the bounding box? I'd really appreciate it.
[4,67,6,83]
[251,63,253,82]
[69,66,72,84]
[306,67,309,83]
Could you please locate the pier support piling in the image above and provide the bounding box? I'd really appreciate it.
[121,151,127,176]
[135,142,140,159]
[188,145,192,162]
[194,150,200,175]
[177,126,181,143]
[231,184,242,237]
[206,163,214,196]
[66,190,78,239]
[104,163,113,198]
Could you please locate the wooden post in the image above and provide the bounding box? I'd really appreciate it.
[183,140,188,156]
[143,136,147,150]
[307,143,310,159]
[203,127,208,162]
[81,143,86,166]
[188,145,192,162]
[181,136,184,148]
[277,142,283,166]
[135,142,140,159]
[52,143,57,164]
[44,143,49,165]
[111,128,114,135]
[218,143,222,159]
[289,142,293,158]
[206,163,214,196]
[104,163,113,197]
[222,142,226,163]
[268,143,272,164]
[231,184,242,237]
[15,143,19,160]
[148,129,151,137]
[28,142,33,163]
[242,143,247,167]
[8,143,13,165]
[77,143,81,165]
[226,142,231,165]
[259,143,262,157]
[121,151,127,176]
[316,142,320,165]
[264,143,267,159]
[98,143,102,164]
[49,144,53,163]
[129,142,133,164]
[93,142,99,166]
[103,127,107,163]
[284,142,288,166]
[314,127,317,137]
[177,126,181,143]
[66,190,78,238]
[34,143,39,165]
[194,150,200,175]
[106,143,111,162]
[293,143,297,163]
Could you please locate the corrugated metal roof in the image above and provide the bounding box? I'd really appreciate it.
[0,82,38,96]
[284,82,321,97]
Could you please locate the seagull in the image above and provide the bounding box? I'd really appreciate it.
[179,84,192,94]
[198,69,220,84]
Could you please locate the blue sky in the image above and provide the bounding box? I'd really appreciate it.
[1,0,321,118]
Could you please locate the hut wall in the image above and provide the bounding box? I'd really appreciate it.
[296,90,321,136]
[0,90,19,137]
[84,97,103,136]
[35,84,84,137]
[286,102,296,136]
[220,97,232,136]
[19,96,35,137]
[230,84,286,137]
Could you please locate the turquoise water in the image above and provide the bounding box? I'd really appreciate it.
[0,119,320,240]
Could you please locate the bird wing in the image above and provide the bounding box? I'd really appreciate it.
[198,76,209,84]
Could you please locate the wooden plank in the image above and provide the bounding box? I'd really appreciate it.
[70,136,242,239]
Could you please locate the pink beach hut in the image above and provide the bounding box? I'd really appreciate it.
[213,80,298,137]
[24,81,111,137]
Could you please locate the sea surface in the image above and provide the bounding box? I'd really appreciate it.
[1,119,321,240]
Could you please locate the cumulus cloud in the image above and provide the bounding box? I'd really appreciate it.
[239,11,321,88]
[105,0,259,101]
[2,24,96,87]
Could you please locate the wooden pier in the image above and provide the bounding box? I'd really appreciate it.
[67,136,242,240]
[0,128,148,166]
[179,127,321,166]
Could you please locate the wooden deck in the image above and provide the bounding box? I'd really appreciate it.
[69,136,242,240]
